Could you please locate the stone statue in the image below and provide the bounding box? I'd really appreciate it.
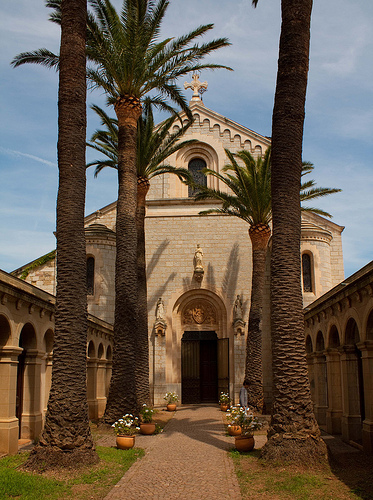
[194,244,204,271]
[234,295,243,320]
[156,297,165,320]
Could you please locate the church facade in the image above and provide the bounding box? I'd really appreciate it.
[2,81,357,455]
[11,88,344,407]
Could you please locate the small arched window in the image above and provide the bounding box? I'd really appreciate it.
[188,158,207,197]
[302,253,313,292]
[87,256,95,296]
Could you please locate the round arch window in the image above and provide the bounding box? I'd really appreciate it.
[188,158,207,197]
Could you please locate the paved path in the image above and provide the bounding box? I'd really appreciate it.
[104,405,242,499]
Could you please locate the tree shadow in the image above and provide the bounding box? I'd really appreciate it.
[325,435,373,499]
[161,405,234,452]
[146,239,170,278]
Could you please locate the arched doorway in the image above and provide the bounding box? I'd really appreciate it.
[179,295,229,404]
[182,331,219,403]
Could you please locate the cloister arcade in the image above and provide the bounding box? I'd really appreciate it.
[0,270,113,455]
[305,261,373,453]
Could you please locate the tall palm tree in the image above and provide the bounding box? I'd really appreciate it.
[251,0,328,462]
[194,148,340,414]
[87,102,195,406]
[85,0,231,422]
[12,0,231,421]
[25,0,98,470]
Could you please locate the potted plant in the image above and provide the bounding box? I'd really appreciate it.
[164,392,179,411]
[228,406,262,451]
[139,404,156,435]
[112,414,140,449]
[226,406,242,436]
[219,392,231,411]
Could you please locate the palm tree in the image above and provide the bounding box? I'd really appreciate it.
[85,0,231,422]
[12,0,231,421]
[87,102,195,406]
[251,0,328,462]
[194,147,340,414]
[25,0,98,470]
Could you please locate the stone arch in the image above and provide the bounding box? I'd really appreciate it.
[106,344,112,360]
[173,288,227,341]
[19,323,37,350]
[305,335,313,353]
[171,289,229,404]
[43,329,54,353]
[97,343,104,359]
[0,314,11,347]
[345,317,360,345]
[17,323,38,440]
[175,141,220,193]
[328,325,340,348]
[366,309,373,340]
[87,340,96,358]
[316,330,325,351]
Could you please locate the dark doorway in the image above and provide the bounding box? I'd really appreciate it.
[181,331,228,404]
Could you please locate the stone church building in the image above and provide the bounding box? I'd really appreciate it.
[1,78,372,455]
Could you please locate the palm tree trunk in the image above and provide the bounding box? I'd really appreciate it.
[245,224,271,414]
[26,0,98,469]
[261,0,327,463]
[103,96,142,423]
[136,177,151,407]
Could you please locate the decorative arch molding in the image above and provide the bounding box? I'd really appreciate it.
[171,287,228,344]
[175,141,220,194]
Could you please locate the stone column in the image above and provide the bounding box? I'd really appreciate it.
[358,340,373,452]
[233,323,245,405]
[19,349,44,441]
[339,345,363,444]
[87,356,98,420]
[105,359,112,399]
[96,359,107,418]
[153,330,166,406]
[43,353,53,420]
[0,346,22,455]
[325,348,342,434]
[313,352,328,427]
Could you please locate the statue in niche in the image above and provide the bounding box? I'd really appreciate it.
[194,244,204,271]
[233,295,243,321]
[156,297,165,320]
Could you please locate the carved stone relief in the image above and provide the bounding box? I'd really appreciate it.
[182,299,217,325]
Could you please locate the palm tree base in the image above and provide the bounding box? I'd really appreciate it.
[24,445,99,472]
[260,434,327,465]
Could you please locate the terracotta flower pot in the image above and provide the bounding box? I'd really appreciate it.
[116,435,135,450]
[140,423,156,435]
[220,404,229,412]
[228,425,242,436]
[167,403,177,411]
[235,435,254,452]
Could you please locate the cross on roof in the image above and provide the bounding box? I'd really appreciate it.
[184,73,208,102]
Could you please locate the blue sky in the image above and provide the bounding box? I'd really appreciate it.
[0,0,372,278]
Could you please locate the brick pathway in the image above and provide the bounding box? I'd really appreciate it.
[104,405,242,499]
